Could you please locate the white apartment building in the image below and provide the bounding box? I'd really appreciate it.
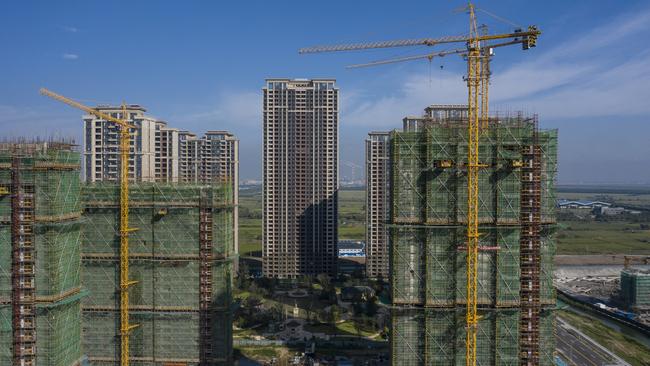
[83,106,239,261]
[82,105,179,182]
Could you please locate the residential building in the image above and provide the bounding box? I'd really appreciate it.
[83,106,239,264]
[262,78,339,278]
[0,141,83,366]
[179,130,200,182]
[82,105,179,182]
[365,106,469,280]
[389,105,558,365]
[365,131,391,279]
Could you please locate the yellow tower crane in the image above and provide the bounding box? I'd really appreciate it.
[40,88,139,366]
[299,4,539,366]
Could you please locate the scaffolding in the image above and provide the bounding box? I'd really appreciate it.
[620,269,650,310]
[390,308,556,366]
[388,115,558,365]
[81,182,235,365]
[0,142,84,366]
[519,124,542,365]
[389,226,556,307]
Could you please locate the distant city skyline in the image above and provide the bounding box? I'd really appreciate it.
[1,1,650,184]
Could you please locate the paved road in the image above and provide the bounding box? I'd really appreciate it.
[556,317,630,366]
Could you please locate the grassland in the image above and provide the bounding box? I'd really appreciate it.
[556,187,650,254]
[557,221,650,255]
[238,186,650,257]
[338,188,365,240]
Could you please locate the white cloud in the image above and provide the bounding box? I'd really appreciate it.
[184,91,261,128]
[342,5,650,124]
[62,53,79,60]
[62,26,78,33]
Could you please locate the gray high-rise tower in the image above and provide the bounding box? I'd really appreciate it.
[365,132,391,279]
[262,78,339,278]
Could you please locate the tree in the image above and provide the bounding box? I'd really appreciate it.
[329,305,340,329]
[316,273,331,290]
[365,296,379,317]
[236,261,251,289]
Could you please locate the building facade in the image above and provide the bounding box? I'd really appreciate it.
[178,131,240,260]
[365,132,391,279]
[262,78,339,278]
[83,105,180,183]
[388,105,558,365]
[0,142,84,366]
[83,109,239,261]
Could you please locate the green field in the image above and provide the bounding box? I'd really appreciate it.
[338,189,365,240]
[238,186,650,257]
[238,188,366,257]
[557,221,650,255]
[556,187,650,254]
[239,188,264,257]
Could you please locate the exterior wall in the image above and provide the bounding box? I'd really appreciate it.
[154,123,179,182]
[262,79,339,278]
[0,143,84,366]
[179,131,200,183]
[83,105,178,183]
[81,183,234,365]
[387,106,558,365]
[178,131,240,266]
[365,132,390,279]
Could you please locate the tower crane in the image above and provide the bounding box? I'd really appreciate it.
[40,88,139,366]
[300,4,540,366]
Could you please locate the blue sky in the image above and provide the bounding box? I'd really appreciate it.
[1,0,649,183]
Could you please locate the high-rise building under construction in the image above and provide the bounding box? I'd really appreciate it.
[0,141,84,366]
[383,105,558,365]
[0,139,236,365]
[262,78,339,278]
[81,181,235,365]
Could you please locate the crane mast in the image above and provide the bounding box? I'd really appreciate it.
[465,5,482,365]
[39,88,139,366]
[299,4,539,365]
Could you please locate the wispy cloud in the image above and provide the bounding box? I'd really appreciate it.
[184,91,261,128]
[343,5,650,124]
[62,53,79,60]
[62,26,78,33]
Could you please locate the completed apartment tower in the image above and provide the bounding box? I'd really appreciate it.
[263,78,339,278]
[365,132,391,279]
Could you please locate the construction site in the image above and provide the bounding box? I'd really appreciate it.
[81,182,235,365]
[1,89,237,366]
[389,110,558,365]
[0,141,84,366]
[0,141,236,366]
